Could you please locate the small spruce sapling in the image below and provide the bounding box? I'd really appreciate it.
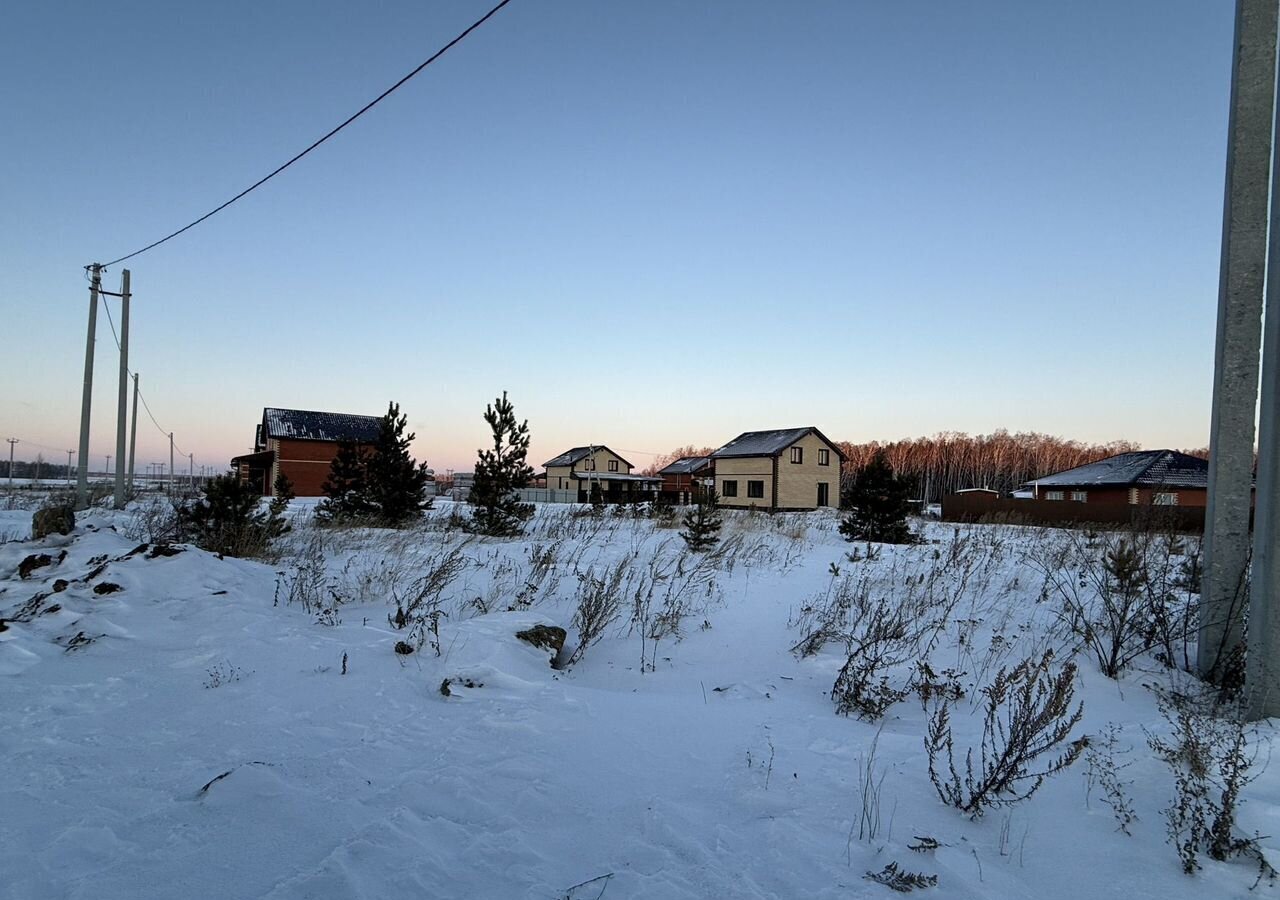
[467,391,535,537]
[839,449,916,547]
[316,440,372,523]
[681,489,723,552]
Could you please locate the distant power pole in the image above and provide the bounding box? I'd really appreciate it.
[6,438,17,491]
[76,264,102,510]
[66,449,74,486]
[169,433,175,497]
[113,269,131,509]
[188,452,194,490]
[1201,0,1279,683]
[105,455,111,481]
[127,373,139,493]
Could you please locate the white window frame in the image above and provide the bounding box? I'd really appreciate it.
[1154,492,1178,506]
[1045,490,1065,501]
[1070,491,1087,502]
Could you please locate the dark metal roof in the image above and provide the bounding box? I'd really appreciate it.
[658,456,712,475]
[262,407,382,443]
[1029,450,1208,489]
[711,427,846,460]
[543,446,633,469]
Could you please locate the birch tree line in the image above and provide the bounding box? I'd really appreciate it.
[837,431,1209,502]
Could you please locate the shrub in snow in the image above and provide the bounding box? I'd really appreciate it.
[926,650,1083,817]
[467,391,535,537]
[177,474,287,559]
[316,439,374,523]
[1030,525,1200,679]
[830,597,921,720]
[1146,689,1269,877]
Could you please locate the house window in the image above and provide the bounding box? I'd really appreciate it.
[722,480,739,498]
[818,448,830,466]
[584,459,596,470]
[790,447,803,464]
[747,480,765,499]
[1045,491,1065,501]
[1070,491,1087,502]
[608,460,618,472]
[1154,492,1179,506]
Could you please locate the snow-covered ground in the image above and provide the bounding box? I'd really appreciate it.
[0,501,1275,899]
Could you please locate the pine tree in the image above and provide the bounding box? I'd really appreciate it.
[588,480,605,513]
[681,489,722,552]
[177,474,275,557]
[839,449,916,546]
[317,440,372,523]
[267,471,295,537]
[468,391,535,536]
[366,401,432,526]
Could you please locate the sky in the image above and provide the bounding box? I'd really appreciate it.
[0,1,1237,474]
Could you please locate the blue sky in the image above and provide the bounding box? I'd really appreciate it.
[0,1,1234,473]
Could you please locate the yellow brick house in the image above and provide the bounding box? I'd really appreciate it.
[710,427,845,511]
[543,446,662,503]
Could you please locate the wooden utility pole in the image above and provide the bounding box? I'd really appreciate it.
[1201,0,1279,682]
[113,269,131,508]
[76,264,102,509]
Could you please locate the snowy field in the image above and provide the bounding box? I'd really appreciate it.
[0,499,1275,899]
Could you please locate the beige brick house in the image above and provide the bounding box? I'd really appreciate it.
[543,446,661,503]
[710,427,845,511]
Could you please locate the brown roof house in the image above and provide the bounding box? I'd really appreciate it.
[710,427,845,511]
[543,446,662,503]
[231,407,382,497]
[656,456,715,504]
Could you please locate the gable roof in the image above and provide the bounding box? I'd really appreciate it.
[657,456,713,476]
[262,407,382,444]
[1029,450,1208,489]
[543,445,634,469]
[711,427,846,460]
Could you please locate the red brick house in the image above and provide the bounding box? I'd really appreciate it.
[656,456,714,504]
[231,407,382,497]
[1026,449,1208,507]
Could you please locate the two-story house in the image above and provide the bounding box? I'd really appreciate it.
[543,446,661,503]
[710,427,845,511]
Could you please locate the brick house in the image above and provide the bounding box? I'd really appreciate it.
[231,407,382,497]
[1026,449,1208,507]
[543,446,662,503]
[656,456,714,505]
[710,427,845,511]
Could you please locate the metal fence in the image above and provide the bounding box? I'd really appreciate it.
[515,488,578,504]
[940,493,1207,532]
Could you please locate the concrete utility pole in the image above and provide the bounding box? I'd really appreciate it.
[6,438,17,491]
[76,264,102,509]
[127,373,139,493]
[169,433,175,497]
[188,453,194,490]
[66,449,74,486]
[1201,0,1279,681]
[1248,11,1280,719]
[113,269,130,508]
[105,455,111,481]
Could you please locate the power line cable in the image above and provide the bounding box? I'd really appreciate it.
[99,0,515,268]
